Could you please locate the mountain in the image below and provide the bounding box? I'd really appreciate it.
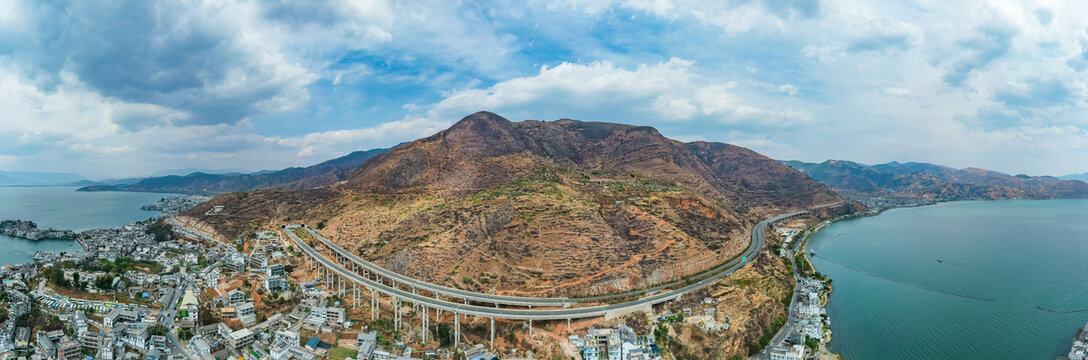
[1060,172,1088,182]
[78,148,389,195]
[184,111,844,297]
[150,168,248,177]
[782,160,1088,200]
[0,170,87,186]
[73,176,150,187]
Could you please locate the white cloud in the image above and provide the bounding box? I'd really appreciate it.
[421,58,809,127]
[778,84,800,96]
[5,0,1088,178]
[880,87,911,97]
[272,117,451,154]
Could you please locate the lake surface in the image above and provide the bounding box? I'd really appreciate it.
[0,186,175,265]
[807,200,1088,359]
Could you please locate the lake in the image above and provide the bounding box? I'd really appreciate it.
[807,199,1088,359]
[0,186,176,265]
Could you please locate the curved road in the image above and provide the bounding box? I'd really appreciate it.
[286,208,814,320]
[302,227,575,307]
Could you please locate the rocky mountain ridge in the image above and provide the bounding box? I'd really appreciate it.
[184,111,842,296]
[782,159,1088,200]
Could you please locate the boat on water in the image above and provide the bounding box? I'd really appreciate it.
[937,259,943,263]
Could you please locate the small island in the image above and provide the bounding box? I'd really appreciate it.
[0,219,76,240]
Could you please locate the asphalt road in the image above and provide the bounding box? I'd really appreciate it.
[285,208,810,321]
[752,219,820,360]
[162,278,194,358]
[303,227,575,307]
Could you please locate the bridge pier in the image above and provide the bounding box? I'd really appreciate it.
[454,312,460,348]
[490,317,494,347]
[422,306,428,344]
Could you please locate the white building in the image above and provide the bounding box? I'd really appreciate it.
[227,289,246,306]
[265,275,289,292]
[266,263,285,277]
[227,328,255,349]
[104,308,137,327]
[769,345,805,360]
[237,302,257,326]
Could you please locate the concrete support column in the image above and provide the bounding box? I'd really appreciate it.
[529,319,533,338]
[454,312,460,349]
[422,307,428,343]
[490,317,495,347]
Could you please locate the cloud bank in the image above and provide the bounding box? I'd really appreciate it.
[0,0,1087,178]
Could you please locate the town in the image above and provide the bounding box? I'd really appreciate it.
[759,222,836,360]
[0,220,76,241]
[141,196,213,215]
[0,215,831,360]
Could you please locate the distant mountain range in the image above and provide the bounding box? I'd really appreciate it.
[1060,172,1088,183]
[0,170,87,186]
[77,148,389,195]
[782,160,1088,200]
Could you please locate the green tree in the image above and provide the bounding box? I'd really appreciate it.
[145,219,174,242]
[436,323,454,348]
[95,276,114,291]
[148,324,169,336]
[177,328,194,341]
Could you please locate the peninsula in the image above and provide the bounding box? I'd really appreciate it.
[0,219,76,241]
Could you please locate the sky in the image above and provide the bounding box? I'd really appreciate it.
[2,0,1088,179]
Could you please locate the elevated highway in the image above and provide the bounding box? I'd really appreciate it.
[279,203,839,346]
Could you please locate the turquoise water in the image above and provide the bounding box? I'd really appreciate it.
[807,200,1088,359]
[0,186,176,265]
[0,234,82,266]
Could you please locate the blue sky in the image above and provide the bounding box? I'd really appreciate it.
[2,0,1087,178]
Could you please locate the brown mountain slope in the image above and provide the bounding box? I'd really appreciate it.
[344,112,836,210]
[186,112,840,296]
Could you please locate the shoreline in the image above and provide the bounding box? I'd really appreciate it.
[792,208,879,359]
